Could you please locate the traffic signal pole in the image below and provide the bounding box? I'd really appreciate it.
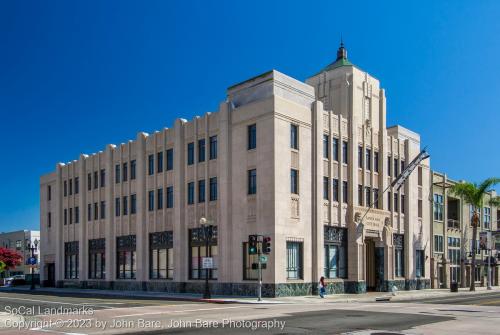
[258,248,262,302]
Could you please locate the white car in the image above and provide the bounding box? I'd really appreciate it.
[5,275,25,286]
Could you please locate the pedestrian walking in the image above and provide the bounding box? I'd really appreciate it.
[319,276,326,298]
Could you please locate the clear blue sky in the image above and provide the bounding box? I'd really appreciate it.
[1,0,499,231]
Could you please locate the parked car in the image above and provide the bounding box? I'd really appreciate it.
[5,275,26,286]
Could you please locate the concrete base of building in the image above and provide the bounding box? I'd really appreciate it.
[52,278,431,297]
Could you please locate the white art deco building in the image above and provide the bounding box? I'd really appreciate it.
[40,43,431,296]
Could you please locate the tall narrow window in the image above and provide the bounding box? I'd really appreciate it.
[248,169,257,195]
[122,196,128,215]
[342,141,348,164]
[130,194,136,214]
[323,135,329,159]
[75,177,79,194]
[332,179,339,202]
[189,227,218,279]
[394,234,404,277]
[130,160,136,180]
[166,187,174,208]
[209,136,217,160]
[365,187,371,207]
[290,124,299,150]
[48,212,52,228]
[100,169,105,188]
[70,208,73,224]
[401,194,405,214]
[48,185,52,201]
[484,207,491,229]
[116,235,136,279]
[64,181,67,197]
[418,166,422,186]
[291,169,299,194]
[64,208,67,225]
[88,238,105,279]
[394,158,399,176]
[358,146,363,168]
[387,155,392,176]
[187,143,194,165]
[157,188,163,210]
[94,202,98,220]
[94,171,98,189]
[366,148,371,171]
[248,124,257,150]
[198,139,205,163]
[416,250,425,278]
[323,177,329,200]
[115,164,120,184]
[100,201,105,219]
[148,190,155,211]
[149,231,173,279]
[75,206,79,224]
[187,182,195,205]
[394,193,399,212]
[374,151,379,173]
[332,138,339,161]
[373,189,379,209]
[401,160,405,173]
[157,152,163,173]
[343,181,348,203]
[87,204,91,221]
[115,197,120,217]
[209,177,217,201]
[358,185,363,206]
[198,180,205,203]
[286,241,303,279]
[123,163,128,182]
[388,191,392,211]
[88,173,92,191]
[148,154,154,175]
[433,194,444,221]
[166,149,173,170]
[69,179,72,195]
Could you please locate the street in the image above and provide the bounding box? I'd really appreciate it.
[1,290,500,334]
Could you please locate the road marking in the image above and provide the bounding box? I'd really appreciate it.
[476,299,500,305]
[116,305,247,318]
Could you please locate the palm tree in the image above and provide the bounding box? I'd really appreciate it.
[450,178,500,291]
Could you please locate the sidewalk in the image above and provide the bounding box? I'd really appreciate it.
[1,285,499,304]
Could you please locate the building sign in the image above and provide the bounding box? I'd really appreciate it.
[355,206,389,232]
[202,257,213,269]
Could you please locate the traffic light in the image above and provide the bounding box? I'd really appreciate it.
[248,235,258,255]
[262,236,271,254]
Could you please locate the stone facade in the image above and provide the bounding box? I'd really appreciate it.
[40,44,432,296]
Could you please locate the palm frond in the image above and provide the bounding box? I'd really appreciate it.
[489,196,500,208]
[450,182,477,206]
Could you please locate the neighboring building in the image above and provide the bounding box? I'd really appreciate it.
[0,230,40,277]
[40,43,431,296]
[430,172,499,289]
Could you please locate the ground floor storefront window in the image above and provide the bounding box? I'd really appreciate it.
[448,237,461,283]
[189,226,218,279]
[64,241,79,279]
[416,250,425,278]
[286,240,303,279]
[88,238,105,279]
[393,234,404,278]
[324,226,347,278]
[116,235,136,279]
[149,231,173,279]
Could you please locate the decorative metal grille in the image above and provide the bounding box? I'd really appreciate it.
[64,241,79,254]
[393,233,404,249]
[117,235,136,251]
[88,238,105,252]
[149,231,173,249]
[189,226,217,247]
[324,226,347,244]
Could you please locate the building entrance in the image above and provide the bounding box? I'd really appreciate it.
[365,238,384,291]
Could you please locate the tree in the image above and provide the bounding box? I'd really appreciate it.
[450,178,500,291]
[0,247,23,273]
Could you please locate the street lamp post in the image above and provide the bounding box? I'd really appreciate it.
[25,239,39,290]
[200,218,213,299]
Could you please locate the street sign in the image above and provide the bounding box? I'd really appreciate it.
[259,255,268,263]
[27,257,37,265]
[201,257,213,269]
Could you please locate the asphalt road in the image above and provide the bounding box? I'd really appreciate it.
[394,291,500,306]
[0,292,458,335]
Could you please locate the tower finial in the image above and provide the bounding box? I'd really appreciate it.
[336,36,347,61]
